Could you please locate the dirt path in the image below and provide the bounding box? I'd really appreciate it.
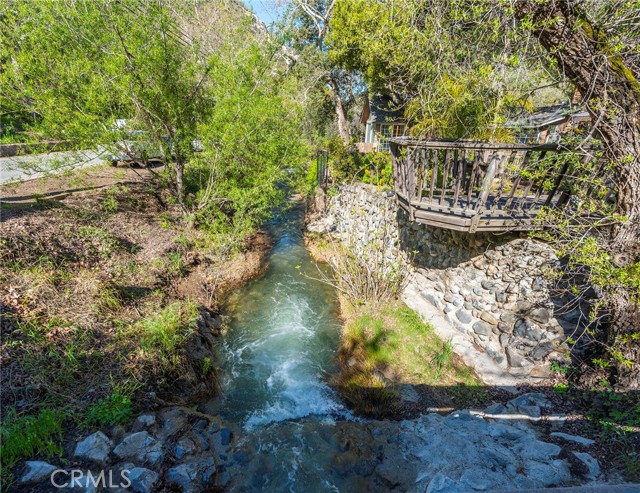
[0,162,164,206]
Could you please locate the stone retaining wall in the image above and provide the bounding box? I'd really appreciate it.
[310,183,585,384]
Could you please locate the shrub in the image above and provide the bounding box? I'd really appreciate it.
[361,152,393,187]
[319,238,409,305]
[327,138,362,182]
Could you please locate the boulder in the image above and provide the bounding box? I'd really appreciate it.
[506,347,525,368]
[472,321,490,336]
[422,473,463,493]
[455,309,472,324]
[529,343,554,361]
[497,322,512,333]
[175,436,198,459]
[166,457,215,493]
[19,461,57,484]
[113,431,162,465]
[74,431,113,465]
[128,467,159,493]
[572,451,601,480]
[160,407,188,438]
[528,307,551,325]
[307,216,336,234]
[132,414,156,431]
[513,319,544,341]
[550,432,595,446]
[500,311,517,323]
[479,312,498,325]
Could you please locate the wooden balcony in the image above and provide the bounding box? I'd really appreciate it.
[389,138,610,233]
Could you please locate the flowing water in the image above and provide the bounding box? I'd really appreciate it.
[210,203,344,427]
[200,203,380,491]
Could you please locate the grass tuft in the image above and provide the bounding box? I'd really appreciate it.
[86,393,132,426]
[0,408,65,488]
[335,300,482,416]
[138,301,198,353]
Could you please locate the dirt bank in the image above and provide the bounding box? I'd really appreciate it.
[1,168,272,420]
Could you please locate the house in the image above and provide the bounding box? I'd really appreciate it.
[508,104,590,144]
[356,95,406,153]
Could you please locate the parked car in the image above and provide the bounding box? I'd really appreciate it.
[108,120,204,167]
[109,130,165,168]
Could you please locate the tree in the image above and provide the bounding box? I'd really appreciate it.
[514,0,640,388]
[1,0,212,209]
[287,0,355,145]
[1,0,309,246]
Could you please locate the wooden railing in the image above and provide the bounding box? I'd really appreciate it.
[389,138,610,232]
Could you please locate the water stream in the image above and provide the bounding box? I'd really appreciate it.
[200,203,372,491]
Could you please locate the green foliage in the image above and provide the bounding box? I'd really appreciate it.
[327,0,543,139]
[86,393,132,427]
[338,301,482,415]
[166,251,184,276]
[325,139,392,187]
[77,226,121,259]
[182,40,308,244]
[101,186,121,213]
[550,361,570,375]
[1,1,308,231]
[327,138,361,181]
[431,339,454,379]
[1,408,64,484]
[306,157,319,195]
[202,357,214,376]
[138,301,198,354]
[361,152,393,187]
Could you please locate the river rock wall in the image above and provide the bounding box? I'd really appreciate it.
[310,183,582,384]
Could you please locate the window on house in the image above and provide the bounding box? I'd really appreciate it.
[546,125,560,143]
[378,124,392,151]
[365,123,375,144]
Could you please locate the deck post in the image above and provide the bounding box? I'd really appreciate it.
[475,151,501,211]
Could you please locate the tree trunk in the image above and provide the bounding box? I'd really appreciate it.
[515,0,640,388]
[327,77,350,145]
[175,159,187,212]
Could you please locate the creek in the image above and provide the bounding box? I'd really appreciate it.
[200,203,370,491]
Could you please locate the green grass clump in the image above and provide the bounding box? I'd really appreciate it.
[1,408,65,487]
[139,301,198,353]
[337,301,483,415]
[86,393,132,426]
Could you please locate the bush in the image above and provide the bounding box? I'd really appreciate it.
[361,152,393,187]
[327,138,362,181]
[322,239,409,305]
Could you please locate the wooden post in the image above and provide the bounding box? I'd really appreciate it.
[475,151,501,211]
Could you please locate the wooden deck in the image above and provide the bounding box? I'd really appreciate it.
[389,138,606,233]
